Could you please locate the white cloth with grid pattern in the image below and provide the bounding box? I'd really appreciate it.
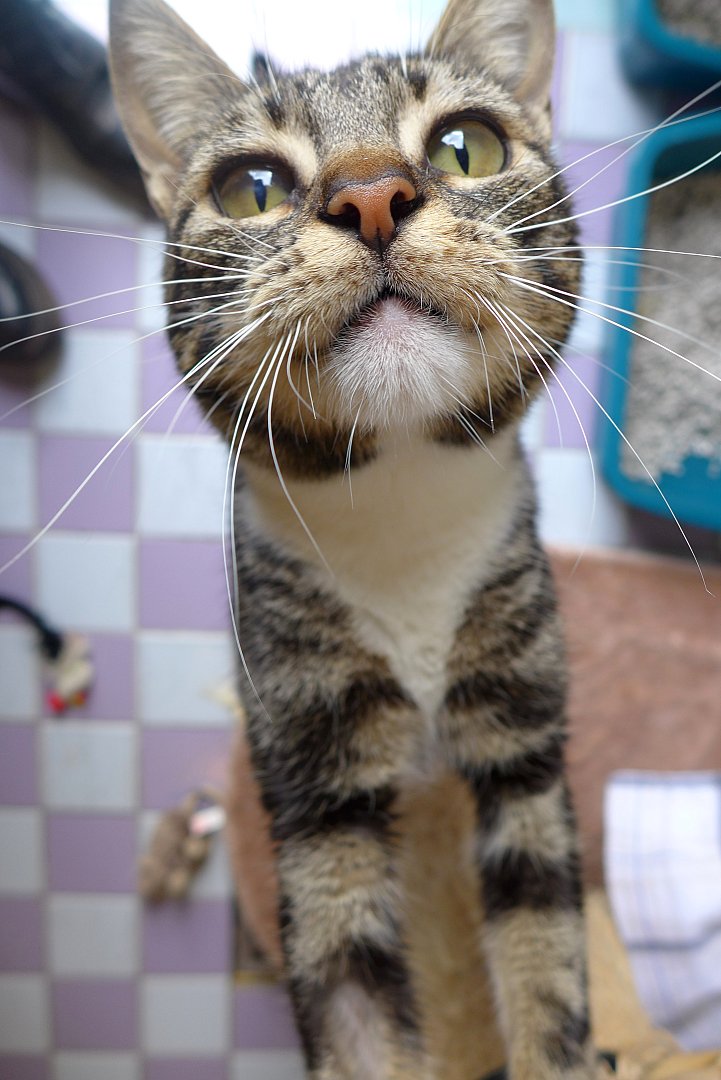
[605,771,721,1051]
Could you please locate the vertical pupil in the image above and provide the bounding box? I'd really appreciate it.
[454,142,470,175]
[442,129,470,175]
[253,175,267,212]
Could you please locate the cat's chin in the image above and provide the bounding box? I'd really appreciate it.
[326,296,475,431]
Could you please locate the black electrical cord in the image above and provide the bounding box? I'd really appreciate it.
[0,595,64,660]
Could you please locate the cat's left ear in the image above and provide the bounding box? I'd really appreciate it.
[428,0,555,113]
[109,0,244,219]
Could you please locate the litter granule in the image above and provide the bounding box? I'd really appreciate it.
[655,0,721,47]
[621,170,721,482]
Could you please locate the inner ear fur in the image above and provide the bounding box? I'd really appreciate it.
[428,0,556,111]
[108,0,244,219]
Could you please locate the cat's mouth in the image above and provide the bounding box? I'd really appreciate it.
[339,287,448,340]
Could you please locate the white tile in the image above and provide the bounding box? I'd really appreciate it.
[519,396,547,456]
[142,975,229,1054]
[36,533,136,632]
[0,430,36,531]
[554,0,615,32]
[49,895,139,977]
[34,328,139,436]
[137,436,228,538]
[535,447,632,549]
[0,809,44,894]
[138,632,234,726]
[42,721,136,811]
[566,250,612,357]
[231,1051,305,1080]
[139,812,232,898]
[55,1053,140,1080]
[0,624,41,721]
[559,32,658,144]
[135,223,168,334]
[36,121,141,228]
[0,975,49,1052]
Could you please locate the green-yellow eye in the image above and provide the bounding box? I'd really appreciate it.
[214,163,293,218]
[427,120,506,178]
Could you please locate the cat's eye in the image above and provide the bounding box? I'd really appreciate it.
[213,162,294,218]
[427,119,506,179]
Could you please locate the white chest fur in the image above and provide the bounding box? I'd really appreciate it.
[244,431,524,719]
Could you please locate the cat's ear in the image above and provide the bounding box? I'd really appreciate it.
[428,0,555,111]
[109,0,242,219]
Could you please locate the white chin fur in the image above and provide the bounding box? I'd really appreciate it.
[327,298,474,431]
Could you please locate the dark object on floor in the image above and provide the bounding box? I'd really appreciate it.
[0,241,62,384]
[0,595,93,711]
[139,791,224,903]
[0,0,146,203]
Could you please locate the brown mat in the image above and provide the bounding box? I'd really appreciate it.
[551,548,721,886]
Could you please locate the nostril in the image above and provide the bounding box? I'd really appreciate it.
[330,201,361,232]
[324,174,419,252]
[390,185,417,222]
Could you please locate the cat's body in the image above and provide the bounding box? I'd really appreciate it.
[110,1,596,1076]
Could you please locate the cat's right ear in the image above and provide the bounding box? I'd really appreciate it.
[109,0,241,219]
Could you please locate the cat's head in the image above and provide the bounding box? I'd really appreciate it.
[110,0,579,475]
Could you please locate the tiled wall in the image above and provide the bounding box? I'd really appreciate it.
[0,1,674,1076]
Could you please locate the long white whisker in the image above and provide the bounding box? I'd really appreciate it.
[506,144,721,237]
[488,85,721,228]
[497,300,599,569]
[502,273,721,383]
[267,322,332,574]
[0,310,271,576]
[1,293,255,422]
[0,218,264,266]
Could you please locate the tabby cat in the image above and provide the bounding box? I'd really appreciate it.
[109,0,595,1076]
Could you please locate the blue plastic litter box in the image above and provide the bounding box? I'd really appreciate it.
[598,111,721,531]
[618,0,721,91]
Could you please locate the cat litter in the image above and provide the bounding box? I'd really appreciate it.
[621,171,721,482]
[655,0,721,48]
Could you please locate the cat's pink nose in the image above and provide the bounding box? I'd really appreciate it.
[325,174,417,252]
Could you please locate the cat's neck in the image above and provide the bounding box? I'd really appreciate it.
[240,427,527,584]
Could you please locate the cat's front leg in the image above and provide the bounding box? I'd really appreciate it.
[249,730,434,1080]
[440,556,597,1079]
[234,531,436,1078]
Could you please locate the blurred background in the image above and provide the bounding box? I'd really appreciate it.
[1,0,720,1076]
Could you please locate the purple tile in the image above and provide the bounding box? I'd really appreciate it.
[144,1060,227,1080]
[38,435,134,532]
[48,814,137,893]
[53,979,138,1050]
[141,338,214,436]
[143,899,231,974]
[0,1057,49,1080]
[141,729,232,809]
[0,898,44,971]
[543,351,601,449]
[560,139,632,249]
[0,725,37,805]
[35,229,138,330]
[0,380,33,429]
[0,100,35,218]
[0,536,33,600]
[234,985,300,1050]
[43,633,134,722]
[139,541,229,631]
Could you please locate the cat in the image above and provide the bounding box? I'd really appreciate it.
[109,0,596,1076]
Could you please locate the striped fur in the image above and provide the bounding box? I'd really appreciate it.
[109,0,595,1075]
